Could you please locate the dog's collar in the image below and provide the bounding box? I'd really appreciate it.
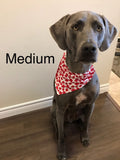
[55,52,95,95]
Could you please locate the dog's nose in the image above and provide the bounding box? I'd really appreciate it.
[82,43,97,54]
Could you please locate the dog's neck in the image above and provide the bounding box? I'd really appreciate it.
[66,50,92,74]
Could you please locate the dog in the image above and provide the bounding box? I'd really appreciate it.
[49,11,117,160]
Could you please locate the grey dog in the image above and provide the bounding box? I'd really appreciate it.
[49,11,117,160]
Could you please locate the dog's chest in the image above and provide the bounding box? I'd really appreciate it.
[64,92,88,122]
[75,92,87,105]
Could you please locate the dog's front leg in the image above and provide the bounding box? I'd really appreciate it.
[80,103,95,147]
[56,108,66,160]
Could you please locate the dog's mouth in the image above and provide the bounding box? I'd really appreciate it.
[75,49,98,64]
[74,55,97,64]
[80,57,97,63]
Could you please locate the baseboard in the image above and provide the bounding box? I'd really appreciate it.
[0,83,109,119]
[100,83,109,94]
[0,96,53,119]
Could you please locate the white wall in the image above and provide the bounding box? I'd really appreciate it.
[0,0,120,108]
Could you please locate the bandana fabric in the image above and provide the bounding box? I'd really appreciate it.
[55,53,95,95]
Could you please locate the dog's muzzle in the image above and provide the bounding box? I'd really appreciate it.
[78,42,98,63]
[82,42,97,54]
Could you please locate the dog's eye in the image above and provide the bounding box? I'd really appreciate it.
[96,24,102,32]
[72,24,79,31]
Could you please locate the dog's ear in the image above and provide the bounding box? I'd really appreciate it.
[99,16,117,51]
[49,14,70,50]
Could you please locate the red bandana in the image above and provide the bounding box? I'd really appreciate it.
[55,53,95,95]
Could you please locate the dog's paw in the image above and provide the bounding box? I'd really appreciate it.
[80,137,90,147]
[57,153,67,160]
[82,139,89,147]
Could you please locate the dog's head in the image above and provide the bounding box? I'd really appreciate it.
[50,11,117,64]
